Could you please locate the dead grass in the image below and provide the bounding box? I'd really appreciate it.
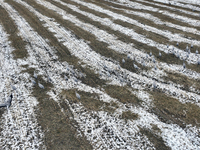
[114,19,200,51]
[2,0,200,148]
[157,52,183,66]
[151,124,162,134]
[151,90,200,128]
[138,0,200,32]
[35,98,93,150]
[61,89,117,113]
[104,85,141,105]
[0,109,5,119]
[76,65,106,88]
[139,127,170,150]
[0,108,6,133]
[163,71,200,93]
[121,110,138,120]
[0,5,28,59]
[178,2,200,10]
[114,18,170,44]
[188,63,200,73]
[155,50,200,74]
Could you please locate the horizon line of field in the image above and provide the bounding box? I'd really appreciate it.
[1,0,200,105]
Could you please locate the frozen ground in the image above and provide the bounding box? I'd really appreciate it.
[0,0,200,149]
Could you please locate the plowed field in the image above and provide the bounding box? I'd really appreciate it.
[0,0,200,149]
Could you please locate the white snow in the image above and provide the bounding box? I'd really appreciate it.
[0,23,45,149]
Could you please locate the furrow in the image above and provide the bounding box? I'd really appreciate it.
[67,102,156,149]
[89,0,200,53]
[0,1,160,149]
[113,0,200,28]
[0,5,27,59]
[26,0,200,82]
[52,0,200,81]
[9,0,107,88]
[22,1,150,72]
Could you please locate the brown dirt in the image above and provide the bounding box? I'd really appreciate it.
[0,4,28,127]
[151,90,200,128]
[104,85,141,105]
[61,89,118,113]
[121,110,138,120]
[140,126,171,150]
[0,5,28,58]
[163,71,200,93]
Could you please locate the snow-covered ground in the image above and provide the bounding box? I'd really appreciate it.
[0,23,44,149]
[0,0,200,149]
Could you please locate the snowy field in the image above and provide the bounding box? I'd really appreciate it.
[0,0,200,149]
